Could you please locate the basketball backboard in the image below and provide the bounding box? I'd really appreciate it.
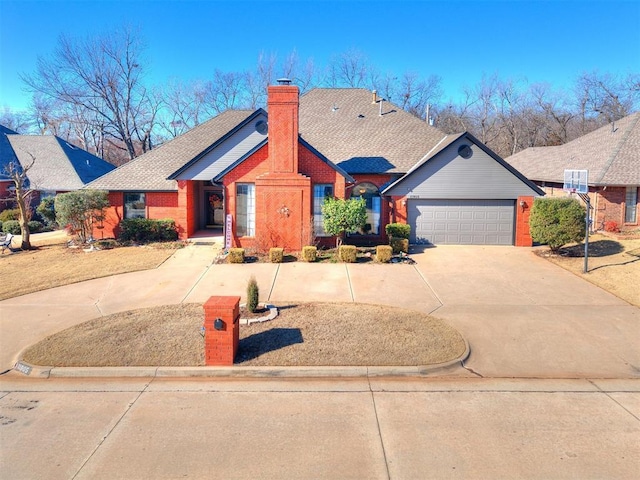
[563,169,588,194]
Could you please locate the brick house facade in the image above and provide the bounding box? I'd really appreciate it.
[88,83,543,248]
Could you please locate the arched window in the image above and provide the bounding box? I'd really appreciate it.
[351,182,381,235]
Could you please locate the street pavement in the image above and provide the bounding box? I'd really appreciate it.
[1,375,638,479]
[1,242,639,478]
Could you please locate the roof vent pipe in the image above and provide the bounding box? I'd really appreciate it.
[372,90,377,104]
[379,98,384,116]
[277,78,292,85]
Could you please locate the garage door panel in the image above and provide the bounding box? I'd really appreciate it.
[409,200,515,245]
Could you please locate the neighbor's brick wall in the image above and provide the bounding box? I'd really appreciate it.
[597,186,638,230]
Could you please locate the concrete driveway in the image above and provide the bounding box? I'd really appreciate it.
[1,244,638,378]
[409,245,640,378]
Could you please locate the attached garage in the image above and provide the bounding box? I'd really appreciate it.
[383,132,544,246]
[408,199,515,245]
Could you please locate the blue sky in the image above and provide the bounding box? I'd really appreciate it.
[1,0,639,112]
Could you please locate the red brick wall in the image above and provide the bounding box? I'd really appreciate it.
[596,186,638,231]
[94,190,184,240]
[515,196,534,246]
[267,85,299,174]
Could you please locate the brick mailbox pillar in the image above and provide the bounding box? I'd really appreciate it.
[203,296,240,366]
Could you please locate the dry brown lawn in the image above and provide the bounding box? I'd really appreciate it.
[22,302,467,367]
[538,233,640,306]
[0,233,177,301]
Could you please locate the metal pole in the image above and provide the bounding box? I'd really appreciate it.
[584,197,590,274]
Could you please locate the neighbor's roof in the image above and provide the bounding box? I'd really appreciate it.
[0,125,20,181]
[2,133,115,190]
[299,88,446,174]
[506,112,640,186]
[86,110,257,191]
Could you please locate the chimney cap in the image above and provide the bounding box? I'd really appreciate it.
[277,78,292,85]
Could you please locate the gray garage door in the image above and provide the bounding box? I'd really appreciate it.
[408,199,515,245]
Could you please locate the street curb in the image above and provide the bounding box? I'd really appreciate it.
[12,339,470,379]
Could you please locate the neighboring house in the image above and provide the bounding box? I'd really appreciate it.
[0,125,116,210]
[87,82,543,248]
[506,113,640,232]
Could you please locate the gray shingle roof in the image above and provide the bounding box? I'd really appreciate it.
[86,110,256,191]
[2,133,115,190]
[506,112,640,186]
[299,88,446,174]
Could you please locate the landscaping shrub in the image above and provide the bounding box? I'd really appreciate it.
[55,190,109,243]
[269,247,284,263]
[338,244,357,263]
[529,198,585,252]
[246,276,259,313]
[385,223,411,239]
[27,220,43,234]
[2,220,21,235]
[118,218,178,243]
[376,245,393,263]
[0,208,20,223]
[301,245,317,262]
[390,237,409,254]
[322,197,367,247]
[36,197,57,226]
[228,248,245,264]
[604,221,620,233]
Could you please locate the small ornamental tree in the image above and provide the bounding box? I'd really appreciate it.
[529,197,586,252]
[321,197,367,247]
[36,197,57,226]
[55,190,109,244]
[246,276,259,313]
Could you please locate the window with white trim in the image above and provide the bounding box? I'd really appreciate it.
[313,184,334,236]
[236,183,255,236]
[625,187,637,223]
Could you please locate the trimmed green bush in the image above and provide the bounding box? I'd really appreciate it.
[27,220,43,233]
[0,208,20,223]
[385,223,411,239]
[338,244,357,263]
[2,220,20,235]
[529,197,586,252]
[246,275,259,313]
[376,245,393,263]
[390,237,409,254]
[228,248,245,264]
[269,247,284,263]
[36,197,57,226]
[118,218,178,243]
[301,245,317,262]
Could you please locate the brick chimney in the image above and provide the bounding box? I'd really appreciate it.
[267,79,299,174]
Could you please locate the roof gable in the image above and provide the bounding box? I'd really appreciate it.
[383,132,543,198]
[86,109,256,191]
[168,110,268,181]
[506,112,640,186]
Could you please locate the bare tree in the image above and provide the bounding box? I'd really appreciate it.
[326,49,372,88]
[0,108,31,133]
[22,26,156,161]
[4,153,35,250]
